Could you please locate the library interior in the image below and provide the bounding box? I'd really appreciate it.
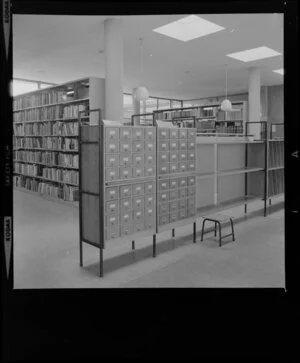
[12,13,284,288]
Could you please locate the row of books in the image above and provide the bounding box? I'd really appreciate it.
[13,137,78,151]
[63,104,87,119]
[13,175,79,201]
[13,90,66,110]
[268,169,284,197]
[42,168,79,185]
[13,121,78,137]
[13,106,61,121]
[215,126,243,134]
[14,151,79,168]
[268,141,284,168]
[14,162,40,176]
[217,110,243,121]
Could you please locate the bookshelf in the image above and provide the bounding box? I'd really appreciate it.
[152,101,247,135]
[267,123,284,201]
[13,77,105,202]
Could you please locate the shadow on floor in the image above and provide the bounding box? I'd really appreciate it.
[83,202,284,277]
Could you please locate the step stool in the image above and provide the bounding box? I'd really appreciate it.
[200,213,235,247]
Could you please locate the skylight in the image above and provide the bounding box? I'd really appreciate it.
[227,46,281,62]
[273,68,284,75]
[152,15,225,42]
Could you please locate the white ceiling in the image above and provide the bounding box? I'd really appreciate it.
[13,14,284,100]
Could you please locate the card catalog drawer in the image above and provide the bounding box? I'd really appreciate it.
[158,140,169,152]
[169,151,178,163]
[187,161,196,171]
[188,129,196,139]
[132,127,144,140]
[179,209,188,219]
[187,141,196,150]
[158,214,169,226]
[145,154,155,165]
[145,206,155,219]
[133,222,145,233]
[158,128,169,140]
[145,216,156,230]
[120,211,133,225]
[133,196,144,211]
[132,153,144,166]
[187,197,196,209]
[169,178,178,190]
[105,186,119,201]
[132,183,144,196]
[106,227,120,241]
[179,188,188,198]
[133,210,145,223]
[105,154,119,167]
[121,224,133,237]
[105,167,119,181]
[178,162,188,173]
[144,166,156,177]
[158,179,169,191]
[169,200,179,213]
[119,141,132,154]
[120,127,132,140]
[169,212,179,223]
[179,129,187,139]
[188,207,196,217]
[178,177,187,188]
[159,202,169,215]
[158,152,169,165]
[188,151,196,160]
[119,154,132,166]
[106,140,119,154]
[158,164,169,175]
[119,166,132,180]
[145,128,156,140]
[120,184,132,198]
[120,198,132,213]
[179,199,187,209]
[169,128,178,139]
[169,140,178,151]
[132,166,144,178]
[145,194,156,208]
[187,175,196,186]
[132,140,144,153]
[145,181,156,194]
[169,189,179,201]
[187,186,196,197]
[169,162,179,174]
[106,200,119,215]
[158,191,169,203]
[105,127,119,140]
[145,141,155,153]
[179,151,188,162]
[178,140,187,150]
[106,214,119,228]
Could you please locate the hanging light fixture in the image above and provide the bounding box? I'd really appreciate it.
[135,37,149,102]
[220,64,232,111]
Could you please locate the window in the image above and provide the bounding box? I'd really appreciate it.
[158,99,171,110]
[12,80,38,96]
[170,100,182,109]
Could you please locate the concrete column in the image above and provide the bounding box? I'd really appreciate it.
[248,67,261,139]
[132,88,140,125]
[104,18,123,121]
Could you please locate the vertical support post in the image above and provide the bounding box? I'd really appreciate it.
[132,240,135,250]
[245,126,248,214]
[264,127,268,217]
[153,234,156,257]
[193,222,196,243]
[213,143,218,205]
[78,112,83,266]
[100,248,103,278]
[172,229,175,238]
[218,222,222,247]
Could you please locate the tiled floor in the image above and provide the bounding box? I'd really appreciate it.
[13,189,285,288]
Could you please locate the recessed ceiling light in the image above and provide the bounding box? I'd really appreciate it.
[153,15,225,42]
[227,46,281,62]
[273,68,284,75]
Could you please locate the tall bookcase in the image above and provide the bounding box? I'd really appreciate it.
[13,77,105,202]
[153,101,247,135]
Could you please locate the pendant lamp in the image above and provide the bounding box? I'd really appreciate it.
[135,38,149,102]
[220,65,232,111]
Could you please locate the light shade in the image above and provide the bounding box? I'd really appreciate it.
[220,99,232,111]
[135,86,149,101]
